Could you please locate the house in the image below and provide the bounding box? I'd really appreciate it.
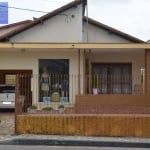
[0,20,31,40]
[0,0,150,111]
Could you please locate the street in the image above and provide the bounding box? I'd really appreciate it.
[0,146,150,150]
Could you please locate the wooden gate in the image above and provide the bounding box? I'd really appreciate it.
[16,72,32,112]
[0,70,32,112]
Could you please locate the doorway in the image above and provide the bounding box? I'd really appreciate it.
[0,70,32,111]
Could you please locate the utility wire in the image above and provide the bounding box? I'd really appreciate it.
[42,0,70,3]
[0,4,69,17]
[10,6,49,13]
[0,0,71,13]
[0,5,49,13]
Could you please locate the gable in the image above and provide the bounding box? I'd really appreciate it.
[83,18,143,43]
[9,5,83,43]
[83,22,130,43]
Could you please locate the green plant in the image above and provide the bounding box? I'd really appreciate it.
[92,74,101,88]
[29,105,37,109]
[58,104,64,109]
[58,104,65,114]
[42,106,53,111]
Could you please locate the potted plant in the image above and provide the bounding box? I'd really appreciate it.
[58,104,65,114]
[27,104,37,113]
[42,106,53,114]
[92,74,100,95]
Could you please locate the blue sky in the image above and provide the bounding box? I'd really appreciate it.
[1,0,150,41]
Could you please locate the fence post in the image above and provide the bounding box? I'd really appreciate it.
[15,74,24,134]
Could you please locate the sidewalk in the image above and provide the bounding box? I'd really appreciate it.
[0,134,150,148]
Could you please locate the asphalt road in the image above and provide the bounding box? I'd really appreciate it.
[0,146,150,150]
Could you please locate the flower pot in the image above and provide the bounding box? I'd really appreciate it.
[27,108,37,113]
[59,108,65,114]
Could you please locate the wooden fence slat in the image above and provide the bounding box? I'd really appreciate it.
[16,115,150,137]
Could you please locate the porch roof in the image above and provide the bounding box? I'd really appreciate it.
[0,42,150,50]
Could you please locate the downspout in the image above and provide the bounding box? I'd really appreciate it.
[86,0,89,43]
[78,49,81,95]
[89,49,92,94]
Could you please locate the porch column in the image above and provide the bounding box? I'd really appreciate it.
[84,49,92,94]
[88,49,92,94]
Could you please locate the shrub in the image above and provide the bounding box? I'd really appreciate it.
[58,105,65,109]
[42,106,53,111]
[29,105,37,109]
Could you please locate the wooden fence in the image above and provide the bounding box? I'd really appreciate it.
[16,114,150,137]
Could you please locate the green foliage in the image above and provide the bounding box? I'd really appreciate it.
[29,105,37,109]
[58,104,65,109]
[42,106,53,111]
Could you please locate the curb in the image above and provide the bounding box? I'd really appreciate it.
[0,138,150,148]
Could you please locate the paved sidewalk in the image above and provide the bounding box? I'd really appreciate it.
[0,114,14,135]
[0,134,150,148]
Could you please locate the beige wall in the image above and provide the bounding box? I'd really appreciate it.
[91,50,145,93]
[0,49,145,104]
[146,50,150,94]
[0,49,80,104]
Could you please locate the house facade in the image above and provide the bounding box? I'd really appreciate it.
[0,0,149,110]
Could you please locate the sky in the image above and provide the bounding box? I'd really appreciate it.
[0,0,150,41]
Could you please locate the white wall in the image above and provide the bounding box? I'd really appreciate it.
[10,4,83,43]
[83,22,132,43]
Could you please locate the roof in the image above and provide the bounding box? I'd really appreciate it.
[84,17,144,43]
[0,0,144,43]
[0,0,87,41]
[0,20,32,41]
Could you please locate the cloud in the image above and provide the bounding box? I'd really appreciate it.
[1,0,150,41]
[88,0,150,41]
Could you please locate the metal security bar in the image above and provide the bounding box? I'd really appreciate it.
[15,73,147,114]
[91,74,132,94]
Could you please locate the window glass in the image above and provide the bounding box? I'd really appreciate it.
[5,74,16,85]
[92,63,132,94]
[39,59,69,102]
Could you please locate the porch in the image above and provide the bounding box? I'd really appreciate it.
[14,73,150,114]
[0,43,150,113]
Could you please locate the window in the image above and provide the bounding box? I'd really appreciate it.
[5,74,16,85]
[92,63,132,94]
[39,59,69,102]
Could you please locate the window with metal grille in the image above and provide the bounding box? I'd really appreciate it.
[39,59,69,102]
[92,63,132,94]
[5,74,16,85]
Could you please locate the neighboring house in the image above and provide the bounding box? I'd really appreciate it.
[0,0,149,110]
[0,20,31,40]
